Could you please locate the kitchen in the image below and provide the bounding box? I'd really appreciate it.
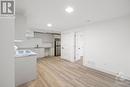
[15,12,61,86]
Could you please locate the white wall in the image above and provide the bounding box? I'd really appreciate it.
[15,14,27,40]
[81,15,130,79]
[61,15,130,80]
[0,17,15,87]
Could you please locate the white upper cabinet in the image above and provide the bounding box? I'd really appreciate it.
[25,29,34,38]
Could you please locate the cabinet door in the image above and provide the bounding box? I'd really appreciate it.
[32,49,40,58]
[15,56,37,86]
[32,49,45,58]
[39,48,45,58]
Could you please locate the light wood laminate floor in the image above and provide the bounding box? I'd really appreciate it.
[18,57,130,87]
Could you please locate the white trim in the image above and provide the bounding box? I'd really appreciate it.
[84,63,130,81]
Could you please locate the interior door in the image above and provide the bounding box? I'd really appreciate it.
[75,32,83,61]
[61,32,75,62]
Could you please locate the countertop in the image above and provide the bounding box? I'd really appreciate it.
[15,54,37,58]
[18,47,51,50]
[15,50,37,58]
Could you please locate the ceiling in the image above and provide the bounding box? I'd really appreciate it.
[16,0,130,32]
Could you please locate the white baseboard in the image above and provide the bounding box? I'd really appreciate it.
[84,63,130,81]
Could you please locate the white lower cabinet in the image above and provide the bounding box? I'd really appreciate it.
[33,48,45,58]
[15,56,37,86]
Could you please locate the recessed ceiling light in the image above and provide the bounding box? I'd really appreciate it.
[47,23,52,27]
[65,6,74,13]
